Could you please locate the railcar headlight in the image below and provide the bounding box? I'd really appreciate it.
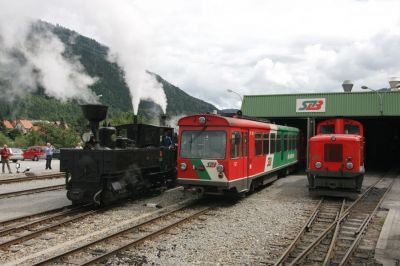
[315,162,322,169]
[216,164,224,173]
[180,162,187,171]
[346,162,353,169]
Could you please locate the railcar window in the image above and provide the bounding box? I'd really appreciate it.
[292,135,296,150]
[320,125,335,134]
[255,133,263,156]
[243,132,248,156]
[283,135,288,151]
[270,133,276,153]
[230,132,242,159]
[263,133,269,154]
[288,135,292,150]
[276,134,281,153]
[180,131,226,159]
[344,125,360,135]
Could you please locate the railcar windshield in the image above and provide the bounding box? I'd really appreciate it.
[180,131,226,159]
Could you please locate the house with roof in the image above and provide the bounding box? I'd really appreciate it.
[2,120,13,130]
[15,119,34,134]
[53,120,69,130]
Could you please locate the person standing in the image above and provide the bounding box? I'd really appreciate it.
[44,143,54,170]
[1,144,12,174]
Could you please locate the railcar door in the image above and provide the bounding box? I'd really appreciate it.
[229,130,249,192]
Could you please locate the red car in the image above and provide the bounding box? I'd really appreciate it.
[23,146,47,161]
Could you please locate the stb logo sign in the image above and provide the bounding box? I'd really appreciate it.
[296,98,326,112]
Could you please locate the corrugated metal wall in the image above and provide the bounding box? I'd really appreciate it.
[242,91,400,117]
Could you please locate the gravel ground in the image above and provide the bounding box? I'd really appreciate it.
[109,175,317,265]
[1,187,198,266]
[1,172,384,266]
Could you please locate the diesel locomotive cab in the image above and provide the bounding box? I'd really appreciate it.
[60,104,176,206]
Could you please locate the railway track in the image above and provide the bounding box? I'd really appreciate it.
[33,204,212,265]
[0,205,97,250]
[0,184,65,199]
[0,173,64,185]
[274,172,396,266]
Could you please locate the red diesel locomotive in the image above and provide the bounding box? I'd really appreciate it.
[177,114,299,196]
[307,118,365,197]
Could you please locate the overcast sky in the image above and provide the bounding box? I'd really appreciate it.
[2,0,400,109]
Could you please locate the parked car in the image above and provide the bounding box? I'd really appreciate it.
[23,146,46,161]
[9,148,24,162]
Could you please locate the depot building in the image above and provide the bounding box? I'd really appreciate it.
[240,82,400,169]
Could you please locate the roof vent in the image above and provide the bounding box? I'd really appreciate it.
[389,77,400,90]
[342,80,353,92]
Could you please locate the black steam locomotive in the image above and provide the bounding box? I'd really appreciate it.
[60,104,177,205]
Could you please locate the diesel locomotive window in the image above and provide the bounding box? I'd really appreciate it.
[180,131,226,159]
[320,125,335,134]
[270,133,276,153]
[263,133,269,154]
[344,125,360,135]
[230,132,242,159]
[255,133,263,156]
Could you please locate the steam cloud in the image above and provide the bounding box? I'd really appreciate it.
[0,19,98,103]
[0,1,168,114]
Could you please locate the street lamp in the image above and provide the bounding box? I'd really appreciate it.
[361,86,383,115]
[227,89,243,101]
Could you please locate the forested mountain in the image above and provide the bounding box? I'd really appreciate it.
[0,21,218,126]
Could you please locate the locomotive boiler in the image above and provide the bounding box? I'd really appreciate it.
[60,104,176,205]
[307,118,365,198]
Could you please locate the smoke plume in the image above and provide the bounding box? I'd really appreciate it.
[0,19,98,103]
[0,1,168,114]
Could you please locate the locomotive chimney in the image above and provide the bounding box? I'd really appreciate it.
[159,114,167,126]
[133,115,138,125]
[81,104,108,144]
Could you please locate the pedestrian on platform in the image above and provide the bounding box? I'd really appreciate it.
[44,142,54,170]
[1,144,12,174]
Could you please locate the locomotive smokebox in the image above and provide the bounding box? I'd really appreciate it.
[81,104,108,143]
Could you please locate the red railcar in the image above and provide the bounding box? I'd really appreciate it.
[307,118,365,197]
[177,114,299,196]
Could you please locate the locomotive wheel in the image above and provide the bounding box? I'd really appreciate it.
[100,189,114,207]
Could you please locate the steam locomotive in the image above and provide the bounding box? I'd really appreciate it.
[60,104,176,206]
[307,118,365,198]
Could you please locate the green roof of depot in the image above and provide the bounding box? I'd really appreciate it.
[241,90,400,118]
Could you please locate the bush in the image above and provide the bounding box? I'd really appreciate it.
[0,132,12,146]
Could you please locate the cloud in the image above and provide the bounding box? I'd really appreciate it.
[1,0,400,110]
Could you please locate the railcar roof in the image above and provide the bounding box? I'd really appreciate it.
[178,114,299,132]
